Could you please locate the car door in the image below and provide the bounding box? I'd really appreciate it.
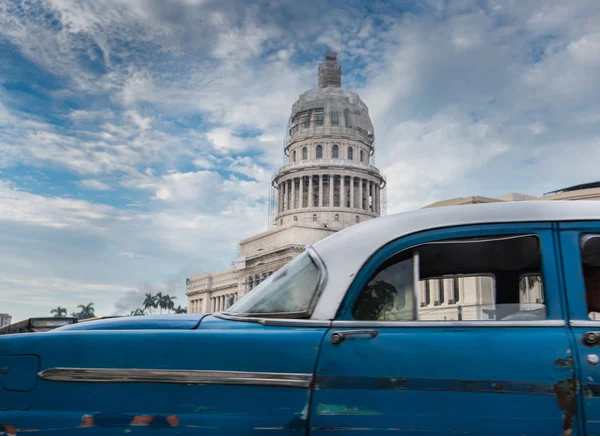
[310,223,575,435]
[558,221,600,436]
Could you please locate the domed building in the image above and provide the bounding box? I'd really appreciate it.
[274,52,385,230]
[186,52,386,314]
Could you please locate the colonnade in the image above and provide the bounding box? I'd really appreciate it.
[277,175,380,214]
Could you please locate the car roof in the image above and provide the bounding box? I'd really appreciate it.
[310,200,600,320]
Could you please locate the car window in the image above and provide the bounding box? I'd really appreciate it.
[581,235,600,320]
[352,234,547,321]
[225,251,321,316]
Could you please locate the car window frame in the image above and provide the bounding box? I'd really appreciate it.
[334,222,565,326]
[556,221,600,325]
[222,246,328,319]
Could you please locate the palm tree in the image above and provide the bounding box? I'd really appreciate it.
[143,293,157,315]
[50,306,67,317]
[164,295,176,314]
[77,303,95,319]
[173,305,187,314]
[129,308,145,316]
[156,292,165,314]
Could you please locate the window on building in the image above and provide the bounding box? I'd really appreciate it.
[280,219,283,226]
[580,235,600,319]
[355,215,359,223]
[331,108,339,126]
[332,144,339,159]
[313,214,317,222]
[360,150,364,162]
[344,108,352,127]
[352,234,546,322]
[302,147,308,160]
[335,214,339,222]
[316,144,323,159]
[293,216,298,222]
[293,150,296,162]
[348,147,353,160]
[302,109,312,128]
[315,108,324,126]
[452,277,460,304]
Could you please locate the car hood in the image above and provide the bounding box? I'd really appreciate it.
[54,314,208,331]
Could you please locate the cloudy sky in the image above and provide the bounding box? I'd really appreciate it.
[1,0,599,322]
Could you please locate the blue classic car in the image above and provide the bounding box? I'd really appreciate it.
[3,200,600,435]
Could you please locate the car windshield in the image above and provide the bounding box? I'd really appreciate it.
[225,252,321,317]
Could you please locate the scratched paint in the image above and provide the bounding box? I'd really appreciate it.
[315,375,556,395]
[317,403,382,416]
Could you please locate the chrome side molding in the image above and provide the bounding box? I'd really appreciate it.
[331,320,566,328]
[38,368,313,388]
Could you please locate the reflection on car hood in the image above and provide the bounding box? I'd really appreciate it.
[54,314,208,331]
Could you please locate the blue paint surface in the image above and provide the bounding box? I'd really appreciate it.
[0,317,327,434]
[55,314,208,331]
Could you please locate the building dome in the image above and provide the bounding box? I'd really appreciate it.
[273,52,385,229]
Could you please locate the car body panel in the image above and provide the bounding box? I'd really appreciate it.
[558,221,600,436]
[0,318,327,434]
[310,224,576,435]
[55,314,208,331]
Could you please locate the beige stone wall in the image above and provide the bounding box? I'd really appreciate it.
[239,224,336,258]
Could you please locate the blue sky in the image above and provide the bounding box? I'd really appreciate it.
[1,0,599,322]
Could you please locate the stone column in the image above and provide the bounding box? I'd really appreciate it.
[444,279,452,305]
[359,179,364,210]
[329,175,334,207]
[299,177,304,208]
[318,175,323,207]
[291,177,296,210]
[308,175,313,207]
[340,175,345,208]
[350,177,354,209]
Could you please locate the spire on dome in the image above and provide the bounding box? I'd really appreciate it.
[318,51,342,88]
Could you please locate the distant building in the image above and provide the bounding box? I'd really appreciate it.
[0,313,12,328]
[187,52,386,313]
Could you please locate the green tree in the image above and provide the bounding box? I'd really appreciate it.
[164,295,177,314]
[156,292,165,314]
[129,308,145,316]
[173,305,187,314]
[77,303,95,319]
[50,306,67,317]
[143,293,157,315]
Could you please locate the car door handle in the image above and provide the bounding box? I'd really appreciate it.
[330,330,379,345]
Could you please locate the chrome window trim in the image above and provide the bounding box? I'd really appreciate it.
[570,320,600,327]
[305,245,329,316]
[213,312,331,327]
[221,246,327,320]
[413,251,420,321]
[332,320,565,328]
[38,368,313,388]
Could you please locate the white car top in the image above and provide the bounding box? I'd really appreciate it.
[310,200,600,319]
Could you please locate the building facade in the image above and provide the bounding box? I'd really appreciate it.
[0,313,12,328]
[187,52,386,313]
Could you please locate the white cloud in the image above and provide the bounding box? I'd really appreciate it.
[78,179,112,191]
[0,180,119,230]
